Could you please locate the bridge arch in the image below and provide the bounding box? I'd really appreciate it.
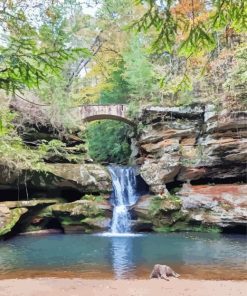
[74,104,135,127]
[84,114,135,126]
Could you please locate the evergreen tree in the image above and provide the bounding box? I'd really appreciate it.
[122,35,155,100]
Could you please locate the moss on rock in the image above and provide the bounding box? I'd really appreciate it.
[41,199,112,233]
[50,200,105,218]
[149,194,182,217]
[80,217,111,231]
[0,207,28,237]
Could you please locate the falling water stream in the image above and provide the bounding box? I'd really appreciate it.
[108,166,139,234]
[0,165,246,279]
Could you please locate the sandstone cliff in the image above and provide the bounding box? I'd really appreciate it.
[137,105,246,192]
[132,105,246,233]
[0,104,246,237]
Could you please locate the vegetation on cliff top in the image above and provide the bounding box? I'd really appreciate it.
[0,0,246,168]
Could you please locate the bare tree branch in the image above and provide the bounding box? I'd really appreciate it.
[65,30,104,90]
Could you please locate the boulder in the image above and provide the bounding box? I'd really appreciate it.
[46,199,112,233]
[0,197,112,236]
[81,217,111,231]
[133,194,182,226]
[132,195,153,219]
[178,183,247,228]
[140,154,181,193]
[1,199,60,209]
[49,199,111,217]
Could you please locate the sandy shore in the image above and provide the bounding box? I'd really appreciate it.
[0,278,246,296]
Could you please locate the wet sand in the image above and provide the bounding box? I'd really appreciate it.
[1,264,247,281]
[0,278,246,296]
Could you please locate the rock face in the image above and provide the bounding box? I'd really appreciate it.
[0,197,112,238]
[0,163,112,194]
[132,106,246,233]
[178,183,247,229]
[0,113,112,197]
[1,104,246,236]
[45,163,112,193]
[0,206,27,237]
[46,199,112,233]
[132,194,183,232]
[137,105,247,193]
[132,184,247,233]
[0,199,59,238]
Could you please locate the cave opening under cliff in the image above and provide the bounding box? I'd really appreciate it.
[44,218,64,232]
[190,174,247,186]
[222,225,247,235]
[135,174,150,195]
[0,187,83,202]
[165,180,184,193]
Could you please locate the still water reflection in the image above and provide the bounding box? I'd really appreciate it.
[0,233,246,279]
[111,236,134,278]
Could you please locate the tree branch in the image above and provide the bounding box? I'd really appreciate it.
[65,30,104,90]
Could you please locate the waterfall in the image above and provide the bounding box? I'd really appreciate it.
[108,166,139,234]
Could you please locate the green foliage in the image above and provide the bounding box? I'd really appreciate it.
[133,0,178,54]
[86,120,132,163]
[0,108,46,171]
[134,0,247,57]
[41,139,68,161]
[40,139,87,164]
[127,101,141,118]
[122,35,156,100]
[99,63,130,104]
[131,0,247,99]
[224,42,247,107]
[0,0,245,176]
[0,0,89,93]
[0,36,81,93]
[36,75,80,130]
[0,0,90,141]
[212,0,247,32]
[45,139,67,154]
[99,0,133,21]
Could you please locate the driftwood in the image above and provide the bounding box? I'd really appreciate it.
[150,264,180,281]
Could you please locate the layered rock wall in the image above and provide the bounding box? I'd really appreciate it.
[132,105,246,233]
[137,105,247,192]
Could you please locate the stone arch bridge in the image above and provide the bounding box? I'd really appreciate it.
[71,104,135,126]
[10,99,135,127]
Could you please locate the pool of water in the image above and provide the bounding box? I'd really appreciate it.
[0,233,246,280]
